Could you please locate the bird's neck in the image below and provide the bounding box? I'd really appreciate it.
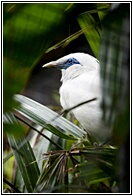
[60,66,85,82]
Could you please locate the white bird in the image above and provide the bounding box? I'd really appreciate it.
[43,53,111,142]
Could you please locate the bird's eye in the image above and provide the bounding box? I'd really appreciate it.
[63,57,80,70]
[67,59,73,64]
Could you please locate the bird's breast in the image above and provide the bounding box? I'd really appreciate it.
[59,71,101,109]
[59,70,110,141]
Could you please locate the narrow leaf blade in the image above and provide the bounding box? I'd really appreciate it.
[14,94,86,139]
[8,134,40,193]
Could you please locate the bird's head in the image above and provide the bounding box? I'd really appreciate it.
[43,53,99,81]
[43,53,99,70]
[42,54,82,70]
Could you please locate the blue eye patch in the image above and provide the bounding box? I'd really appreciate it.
[58,57,80,70]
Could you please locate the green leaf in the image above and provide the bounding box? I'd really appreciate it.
[34,153,68,193]
[77,4,110,58]
[3,3,70,113]
[74,161,110,185]
[3,3,68,66]
[8,134,40,193]
[76,170,109,184]
[3,151,13,164]
[73,146,117,186]
[79,147,117,163]
[3,112,25,136]
[14,94,86,139]
[45,124,77,140]
[30,128,52,170]
[77,13,101,58]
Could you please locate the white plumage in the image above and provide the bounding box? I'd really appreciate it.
[43,53,111,141]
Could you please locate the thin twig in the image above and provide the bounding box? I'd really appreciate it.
[51,98,97,122]
[3,178,21,193]
[14,114,63,150]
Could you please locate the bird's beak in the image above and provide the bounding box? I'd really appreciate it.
[42,61,57,68]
